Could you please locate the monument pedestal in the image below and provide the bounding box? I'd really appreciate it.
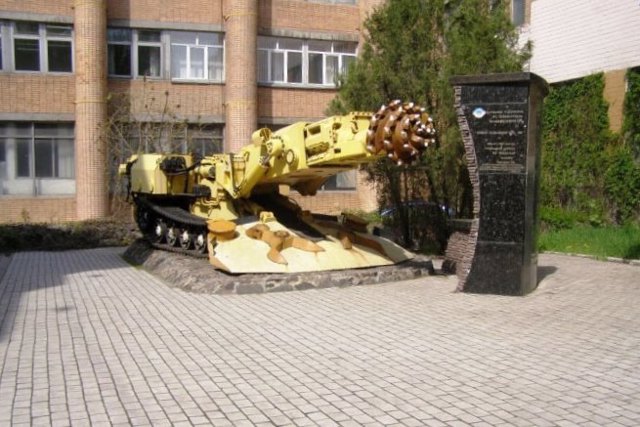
[449,73,548,296]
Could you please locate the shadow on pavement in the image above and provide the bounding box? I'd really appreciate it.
[0,248,127,343]
[537,265,557,283]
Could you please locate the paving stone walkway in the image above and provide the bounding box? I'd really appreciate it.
[0,248,638,426]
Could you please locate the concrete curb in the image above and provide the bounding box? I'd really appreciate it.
[542,251,640,266]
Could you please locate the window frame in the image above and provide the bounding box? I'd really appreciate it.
[258,36,357,88]
[108,28,165,79]
[169,31,225,83]
[135,30,163,78]
[0,122,76,197]
[511,0,526,27]
[10,21,73,74]
[107,27,133,77]
[45,24,74,73]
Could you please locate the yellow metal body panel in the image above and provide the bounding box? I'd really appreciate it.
[208,218,414,273]
[118,101,435,273]
[129,154,193,195]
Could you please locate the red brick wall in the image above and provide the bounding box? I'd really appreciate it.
[0,0,74,17]
[108,80,225,120]
[0,197,76,223]
[107,0,223,24]
[258,87,335,119]
[0,75,75,114]
[259,0,359,36]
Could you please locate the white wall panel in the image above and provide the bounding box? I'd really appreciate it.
[526,0,640,83]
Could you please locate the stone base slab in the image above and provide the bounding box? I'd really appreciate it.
[123,239,435,294]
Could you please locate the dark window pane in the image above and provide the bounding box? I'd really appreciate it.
[308,40,331,52]
[138,45,161,77]
[108,44,131,76]
[46,25,72,37]
[271,51,284,82]
[333,41,357,54]
[197,32,221,46]
[48,40,72,72]
[309,53,323,84]
[512,0,525,26]
[0,41,3,70]
[15,22,39,35]
[108,28,131,42]
[12,124,32,137]
[35,140,53,177]
[0,140,5,162]
[171,31,197,45]
[138,30,161,42]
[287,51,302,83]
[15,39,40,71]
[189,138,222,157]
[34,123,74,138]
[16,139,31,177]
[279,38,303,50]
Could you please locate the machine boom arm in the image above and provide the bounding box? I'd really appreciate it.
[119,101,435,221]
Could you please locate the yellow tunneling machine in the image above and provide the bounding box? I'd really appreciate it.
[118,101,436,273]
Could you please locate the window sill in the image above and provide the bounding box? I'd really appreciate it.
[4,70,74,76]
[0,194,75,199]
[171,79,224,85]
[258,82,338,90]
[108,75,165,80]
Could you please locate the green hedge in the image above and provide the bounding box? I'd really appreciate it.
[541,72,639,225]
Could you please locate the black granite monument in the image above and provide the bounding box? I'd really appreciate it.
[449,72,548,296]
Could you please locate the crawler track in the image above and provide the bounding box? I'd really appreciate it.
[133,196,209,258]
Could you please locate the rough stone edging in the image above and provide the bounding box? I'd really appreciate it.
[123,239,436,295]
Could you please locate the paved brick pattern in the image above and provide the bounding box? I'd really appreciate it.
[0,248,639,426]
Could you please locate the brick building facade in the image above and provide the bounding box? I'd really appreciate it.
[0,0,383,223]
[3,0,634,223]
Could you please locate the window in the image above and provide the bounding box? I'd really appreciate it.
[12,21,73,73]
[512,0,526,27]
[108,28,132,76]
[258,37,356,87]
[13,22,39,71]
[308,40,356,85]
[0,123,75,196]
[137,30,162,78]
[170,31,224,81]
[184,125,223,157]
[108,28,163,78]
[122,123,223,156]
[322,171,357,191]
[46,25,72,72]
